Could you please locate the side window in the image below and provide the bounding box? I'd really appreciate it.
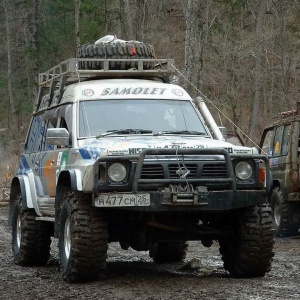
[57,117,71,149]
[261,129,274,156]
[58,117,68,130]
[281,125,291,156]
[273,125,290,157]
[25,115,55,153]
[55,104,72,133]
[273,126,284,157]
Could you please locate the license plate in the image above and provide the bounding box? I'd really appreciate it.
[94,193,151,207]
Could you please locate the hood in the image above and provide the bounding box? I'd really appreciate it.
[78,135,253,158]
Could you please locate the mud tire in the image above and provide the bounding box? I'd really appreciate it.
[58,191,108,282]
[219,204,275,278]
[270,187,299,237]
[77,40,156,70]
[149,241,188,264]
[11,194,52,266]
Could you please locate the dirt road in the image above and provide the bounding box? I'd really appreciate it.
[1,205,300,300]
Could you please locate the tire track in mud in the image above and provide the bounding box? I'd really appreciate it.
[1,207,300,300]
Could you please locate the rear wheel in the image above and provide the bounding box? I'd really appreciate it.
[270,187,299,237]
[149,241,188,264]
[58,191,108,282]
[11,194,52,266]
[219,204,274,278]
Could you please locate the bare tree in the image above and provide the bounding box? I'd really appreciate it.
[74,0,81,51]
[249,0,267,139]
[2,0,21,154]
[124,0,134,39]
[136,0,147,41]
[197,0,211,91]
[30,0,40,106]
[182,0,200,94]
[3,0,16,117]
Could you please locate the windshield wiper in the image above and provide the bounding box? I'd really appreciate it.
[153,130,206,136]
[97,129,153,138]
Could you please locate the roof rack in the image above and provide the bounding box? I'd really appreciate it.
[38,58,175,87]
[280,102,300,119]
[35,58,175,112]
[280,109,297,119]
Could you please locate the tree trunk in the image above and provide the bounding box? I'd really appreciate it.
[249,0,267,140]
[3,0,20,155]
[278,1,288,106]
[183,0,200,94]
[136,0,146,41]
[31,0,39,107]
[74,0,81,51]
[3,0,16,117]
[197,0,211,92]
[124,0,134,39]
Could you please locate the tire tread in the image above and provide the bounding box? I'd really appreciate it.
[219,204,275,278]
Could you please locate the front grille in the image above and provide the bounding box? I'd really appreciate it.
[141,164,164,179]
[169,164,198,178]
[140,162,228,180]
[201,163,228,178]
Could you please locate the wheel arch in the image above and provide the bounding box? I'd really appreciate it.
[9,176,33,225]
[11,175,32,206]
[272,179,282,189]
[269,179,288,202]
[54,169,82,237]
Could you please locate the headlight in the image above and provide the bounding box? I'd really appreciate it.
[235,161,252,180]
[107,163,127,182]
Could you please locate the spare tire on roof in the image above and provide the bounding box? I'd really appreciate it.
[77,39,156,70]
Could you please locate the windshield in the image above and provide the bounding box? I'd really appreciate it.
[78,99,208,138]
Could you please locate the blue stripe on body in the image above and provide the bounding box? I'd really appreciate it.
[79,148,92,159]
[17,156,30,175]
[79,147,101,159]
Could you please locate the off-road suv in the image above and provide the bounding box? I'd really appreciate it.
[260,102,300,237]
[9,49,274,282]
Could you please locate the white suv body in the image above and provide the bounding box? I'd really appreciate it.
[9,58,274,282]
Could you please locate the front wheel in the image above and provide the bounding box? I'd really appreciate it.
[58,191,108,282]
[219,204,275,278]
[11,194,52,266]
[270,187,299,237]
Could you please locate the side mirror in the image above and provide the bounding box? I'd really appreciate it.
[46,128,70,147]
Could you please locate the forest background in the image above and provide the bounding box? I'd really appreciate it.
[0,0,299,185]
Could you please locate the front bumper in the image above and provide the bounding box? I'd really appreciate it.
[94,148,270,212]
[93,189,267,212]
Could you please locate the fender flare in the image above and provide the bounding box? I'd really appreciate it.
[57,169,83,192]
[55,169,83,211]
[10,176,33,210]
[9,175,35,225]
[270,179,287,201]
[54,169,83,237]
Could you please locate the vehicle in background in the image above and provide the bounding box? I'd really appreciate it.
[226,130,245,146]
[260,102,300,236]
